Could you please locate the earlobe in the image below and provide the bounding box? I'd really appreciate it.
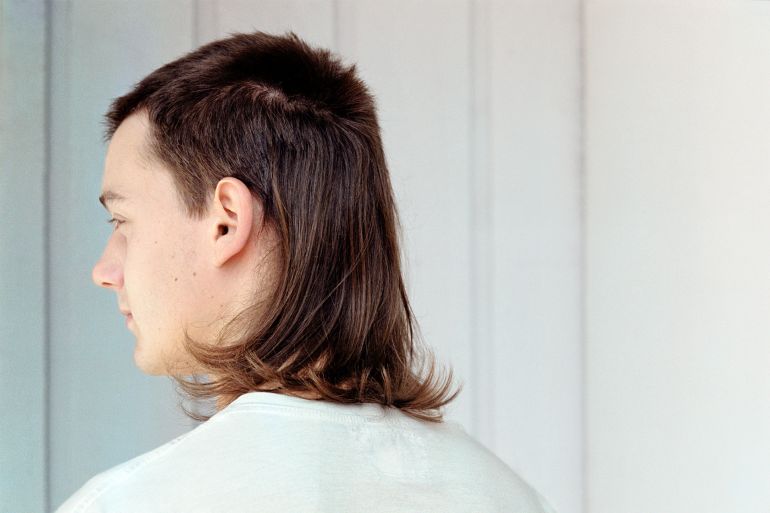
[210,177,254,267]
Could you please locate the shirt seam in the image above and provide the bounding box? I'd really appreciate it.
[220,403,463,433]
[220,403,391,424]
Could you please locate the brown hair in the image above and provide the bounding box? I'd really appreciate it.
[102,30,461,423]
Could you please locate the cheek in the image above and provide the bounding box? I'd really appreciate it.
[157,237,204,305]
[127,228,206,318]
[124,238,180,308]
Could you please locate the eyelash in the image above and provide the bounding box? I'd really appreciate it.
[106,217,124,230]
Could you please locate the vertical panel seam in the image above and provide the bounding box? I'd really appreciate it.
[482,0,495,452]
[468,0,494,447]
[192,0,199,46]
[332,0,340,52]
[468,0,480,441]
[43,0,53,509]
[578,0,588,512]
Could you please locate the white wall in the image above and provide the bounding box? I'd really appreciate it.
[585,1,770,512]
[483,5,582,510]
[1,1,581,512]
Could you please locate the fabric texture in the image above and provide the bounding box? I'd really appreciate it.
[54,391,558,513]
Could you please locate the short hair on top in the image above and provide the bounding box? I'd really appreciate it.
[102,30,462,423]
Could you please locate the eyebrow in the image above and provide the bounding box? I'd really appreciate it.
[99,190,128,210]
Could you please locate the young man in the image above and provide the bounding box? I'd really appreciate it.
[56,31,557,512]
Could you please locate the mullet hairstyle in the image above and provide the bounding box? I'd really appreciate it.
[102,31,462,423]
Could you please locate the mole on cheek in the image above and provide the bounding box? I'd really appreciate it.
[174,277,178,282]
[193,272,197,276]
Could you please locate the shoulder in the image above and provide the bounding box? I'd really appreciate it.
[532,489,560,513]
[428,421,559,513]
[52,428,196,513]
[52,406,291,513]
[53,403,559,513]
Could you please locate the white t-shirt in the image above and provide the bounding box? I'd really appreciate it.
[54,391,558,512]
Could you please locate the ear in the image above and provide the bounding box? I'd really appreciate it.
[208,177,259,267]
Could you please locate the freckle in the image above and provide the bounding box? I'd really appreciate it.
[193,272,196,276]
[174,277,178,282]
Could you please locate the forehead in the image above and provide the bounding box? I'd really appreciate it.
[103,112,153,177]
[99,112,159,208]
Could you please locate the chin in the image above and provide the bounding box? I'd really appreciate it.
[133,348,167,376]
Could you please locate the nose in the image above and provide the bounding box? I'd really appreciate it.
[92,242,124,289]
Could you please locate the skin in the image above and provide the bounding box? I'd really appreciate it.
[92,110,287,409]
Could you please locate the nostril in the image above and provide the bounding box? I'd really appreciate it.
[92,262,119,289]
[91,242,125,288]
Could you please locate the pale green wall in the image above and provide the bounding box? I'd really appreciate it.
[1,1,48,511]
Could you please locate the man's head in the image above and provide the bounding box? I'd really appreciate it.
[93,110,279,376]
[92,31,459,421]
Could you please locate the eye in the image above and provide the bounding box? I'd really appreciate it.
[106,217,125,230]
